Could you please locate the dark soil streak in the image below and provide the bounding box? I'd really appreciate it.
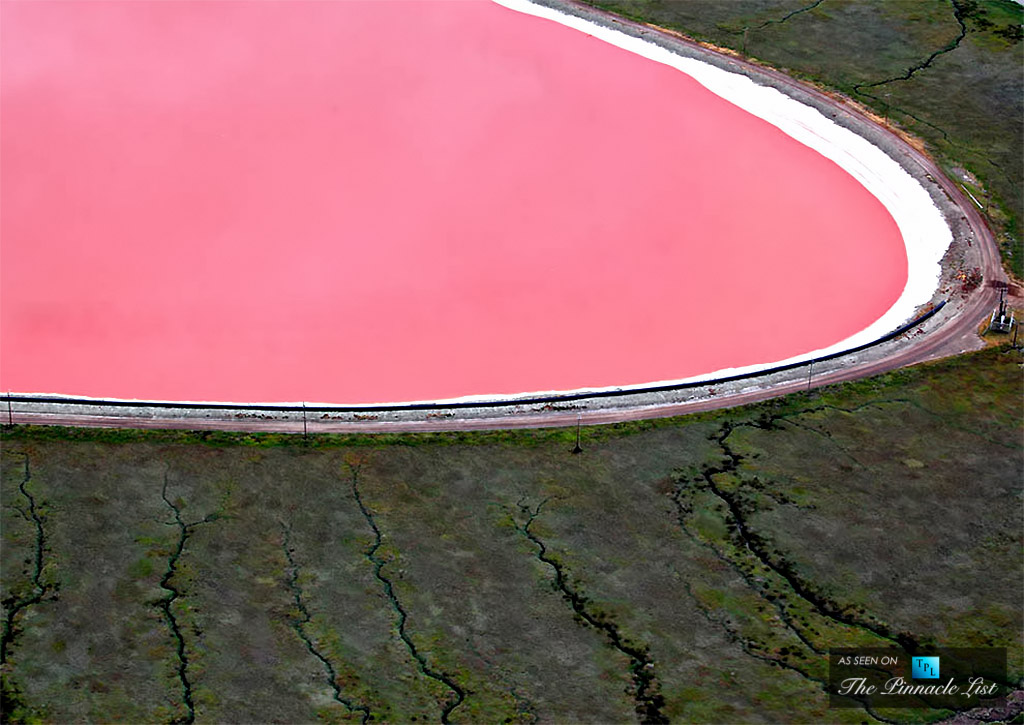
[702,421,920,651]
[1,453,56,666]
[509,687,540,725]
[723,0,826,44]
[855,0,967,93]
[669,481,824,656]
[280,522,372,723]
[756,0,827,30]
[782,398,1021,451]
[862,91,956,144]
[683,582,901,725]
[346,464,466,723]
[512,498,668,724]
[681,405,1018,708]
[847,0,970,148]
[155,473,218,725]
[683,581,828,685]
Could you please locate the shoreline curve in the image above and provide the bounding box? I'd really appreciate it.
[2,0,1003,430]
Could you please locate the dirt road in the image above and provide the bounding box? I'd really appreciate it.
[4,0,1008,435]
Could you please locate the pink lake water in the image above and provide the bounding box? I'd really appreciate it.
[0,0,907,404]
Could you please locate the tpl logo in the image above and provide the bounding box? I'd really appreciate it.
[912,656,940,680]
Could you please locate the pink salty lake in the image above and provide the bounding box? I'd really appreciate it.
[0,0,907,404]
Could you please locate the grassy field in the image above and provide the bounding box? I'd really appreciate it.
[2,345,1021,723]
[580,0,1024,278]
[2,2,1022,722]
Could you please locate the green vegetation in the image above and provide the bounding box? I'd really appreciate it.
[2,5,1022,720]
[3,346,1021,722]
[580,0,1024,277]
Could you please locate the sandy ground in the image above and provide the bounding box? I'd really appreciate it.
[3,0,1007,433]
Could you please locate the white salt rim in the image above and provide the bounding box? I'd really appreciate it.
[418,0,953,405]
[10,0,954,409]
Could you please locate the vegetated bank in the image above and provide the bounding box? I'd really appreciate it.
[1,345,1020,723]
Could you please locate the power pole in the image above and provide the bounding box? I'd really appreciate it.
[6,393,11,427]
[302,403,308,440]
[807,362,813,392]
[571,414,583,455]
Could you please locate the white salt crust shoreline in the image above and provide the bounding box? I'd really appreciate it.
[456,0,953,402]
[10,0,954,409]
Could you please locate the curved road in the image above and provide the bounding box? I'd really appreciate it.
[5,0,1009,435]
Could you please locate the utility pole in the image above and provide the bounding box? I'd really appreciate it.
[807,362,813,392]
[302,403,308,440]
[571,414,583,455]
[6,393,11,427]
